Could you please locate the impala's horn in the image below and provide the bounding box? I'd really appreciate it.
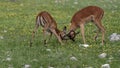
[63,26,67,33]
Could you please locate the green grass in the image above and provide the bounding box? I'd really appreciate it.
[0,0,120,68]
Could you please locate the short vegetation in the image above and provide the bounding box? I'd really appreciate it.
[0,0,120,68]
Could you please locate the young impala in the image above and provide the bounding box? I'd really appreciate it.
[30,11,67,47]
[66,6,105,45]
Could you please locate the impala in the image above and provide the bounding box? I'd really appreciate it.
[66,6,105,45]
[30,11,67,47]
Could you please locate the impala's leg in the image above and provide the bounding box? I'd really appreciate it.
[95,20,105,45]
[49,32,52,40]
[100,23,105,45]
[80,24,86,44]
[93,20,101,41]
[94,29,100,41]
[43,29,47,45]
[43,25,50,45]
[50,29,63,45]
[30,25,39,47]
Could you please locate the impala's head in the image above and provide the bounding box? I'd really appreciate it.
[60,26,79,41]
[60,26,68,40]
[66,30,80,41]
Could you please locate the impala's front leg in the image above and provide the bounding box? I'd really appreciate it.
[51,29,63,45]
[80,24,86,44]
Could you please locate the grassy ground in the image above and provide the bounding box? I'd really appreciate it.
[0,0,120,68]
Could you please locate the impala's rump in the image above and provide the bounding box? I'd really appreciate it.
[36,11,57,28]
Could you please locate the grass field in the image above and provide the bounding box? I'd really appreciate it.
[0,0,120,68]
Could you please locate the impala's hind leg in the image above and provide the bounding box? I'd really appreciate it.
[94,20,105,45]
[30,25,39,47]
[49,32,52,41]
[43,25,51,45]
[94,27,101,41]
[43,29,47,45]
